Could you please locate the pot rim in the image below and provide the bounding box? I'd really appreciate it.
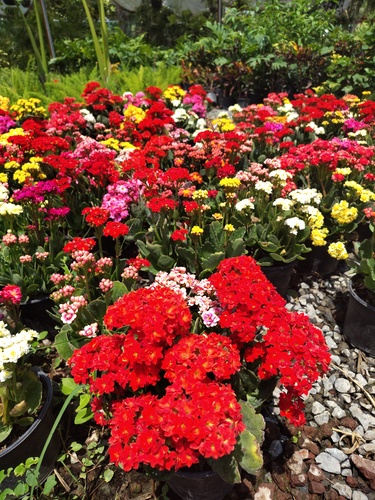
[172,468,221,479]
[349,277,375,313]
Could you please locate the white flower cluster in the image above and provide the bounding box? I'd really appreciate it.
[0,322,38,383]
[289,188,322,205]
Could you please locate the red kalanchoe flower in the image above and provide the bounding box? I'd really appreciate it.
[82,207,110,227]
[63,237,96,254]
[171,228,188,241]
[103,221,129,239]
[0,285,22,305]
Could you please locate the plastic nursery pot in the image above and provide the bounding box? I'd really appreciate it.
[296,245,338,277]
[260,261,296,298]
[343,279,375,357]
[0,367,60,488]
[20,295,57,335]
[167,468,234,500]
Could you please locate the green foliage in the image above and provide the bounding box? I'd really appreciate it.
[208,401,264,483]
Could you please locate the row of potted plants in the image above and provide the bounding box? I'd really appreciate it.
[0,82,374,496]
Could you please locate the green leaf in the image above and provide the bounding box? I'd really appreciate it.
[239,401,265,442]
[61,377,80,396]
[74,407,93,425]
[207,453,241,484]
[226,238,246,257]
[103,468,114,483]
[233,430,263,475]
[55,329,80,360]
[157,254,176,270]
[200,252,225,273]
[111,281,128,302]
[42,474,58,495]
[86,299,107,322]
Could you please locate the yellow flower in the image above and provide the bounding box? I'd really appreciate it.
[0,96,9,111]
[331,200,358,225]
[191,226,204,236]
[212,116,235,132]
[100,138,121,151]
[328,242,348,260]
[311,228,329,246]
[359,189,375,203]
[163,85,186,100]
[192,190,208,201]
[4,160,20,170]
[123,104,146,124]
[224,224,235,232]
[0,173,7,183]
[212,213,223,220]
[219,178,241,189]
[13,170,30,184]
[308,210,324,229]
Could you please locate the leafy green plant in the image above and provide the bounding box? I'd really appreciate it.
[81,0,111,83]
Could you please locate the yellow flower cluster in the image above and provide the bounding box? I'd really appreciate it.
[331,200,358,225]
[308,209,324,229]
[311,228,329,246]
[0,96,9,111]
[191,226,203,236]
[322,110,345,125]
[192,189,208,201]
[219,178,241,190]
[10,98,46,120]
[163,86,186,101]
[123,104,146,124]
[100,138,137,151]
[0,128,26,146]
[11,156,45,184]
[211,116,235,132]
[328,242,348,260]
[344,181,375,203]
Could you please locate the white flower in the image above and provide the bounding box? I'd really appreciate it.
[80,109,96,124]
[0,202,23,215]
[269,169,292,181]
[286,111,299,122]
[255,181,273,194]
[278,103,294,113]
[284,217,306,235]
[235,199,254,211]
[228,104,242,112]
[273,198,295,210]
[289,188,322,205]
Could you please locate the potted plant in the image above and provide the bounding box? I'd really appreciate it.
[343,206,375,356]
[67,255,331,497]
[0,319,59,485]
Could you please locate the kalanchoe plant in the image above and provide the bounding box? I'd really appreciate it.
[0,320,40,444]
[68,256,330,484]
[348,206,375,298]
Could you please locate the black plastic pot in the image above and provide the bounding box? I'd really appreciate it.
[167,468,233,500]
[297,246,338,277]
[20,295,57,334]
[343,279,375,357]
[0,367,60,486]
[260,261,296,298]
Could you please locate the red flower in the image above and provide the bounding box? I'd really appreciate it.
[147,197,177,213]
[82,207,110,227]
[0,285,22,305]
[103,221,129,239]
[171,228,188,241]
[63,237,96,254]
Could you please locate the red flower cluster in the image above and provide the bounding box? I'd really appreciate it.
[82,207,110,227]
[0,284,22,305]
[103,221,129,239]
[209,256,331,425]
[63,237,96,254]
[69,285,245,472]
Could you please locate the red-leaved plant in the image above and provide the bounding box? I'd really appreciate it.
[68,256,331,483]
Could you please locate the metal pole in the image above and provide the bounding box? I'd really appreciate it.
[39,0,55,59]
[218,0,222,25]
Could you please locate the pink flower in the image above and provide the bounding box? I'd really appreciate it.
[0,285,22,305]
